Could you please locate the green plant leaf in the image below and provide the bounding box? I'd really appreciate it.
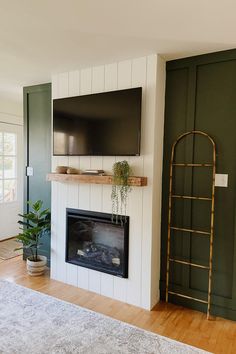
[39,208,50,218]
[18,220,34,228]
[111,160,132,223]
[15,199,51,258]
[32,200,43,212]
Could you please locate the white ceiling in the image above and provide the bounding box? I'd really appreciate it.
[1,0,236,102]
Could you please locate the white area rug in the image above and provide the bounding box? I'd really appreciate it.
[0,280,211,354]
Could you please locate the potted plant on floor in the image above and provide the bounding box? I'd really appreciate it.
[111,160,132,224]
[15,200,51,276]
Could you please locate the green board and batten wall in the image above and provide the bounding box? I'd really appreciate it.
[161,49,236,320]
[23,83,52,263]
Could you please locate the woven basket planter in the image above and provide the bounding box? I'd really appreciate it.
[26,255,47,276]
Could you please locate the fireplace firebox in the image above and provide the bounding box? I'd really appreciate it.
[66,209,129,278]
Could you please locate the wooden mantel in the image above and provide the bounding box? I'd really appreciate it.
[47,173,147,187]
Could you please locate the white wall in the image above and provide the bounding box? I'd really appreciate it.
[0,98,23,125]
[51,54,165,310]
[0,98,23,240]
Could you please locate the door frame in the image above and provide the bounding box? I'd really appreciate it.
[0,120,23,240]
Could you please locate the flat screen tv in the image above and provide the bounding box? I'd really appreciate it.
[53,87,142,156]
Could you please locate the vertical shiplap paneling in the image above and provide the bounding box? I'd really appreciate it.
[90,154,103,212]
[50,55,161,310]
[50,179,57,280]
[78,67,92,211]
[68,70,80,97]
[100,62,121,299]
[102,63,118,214]
[92,65,105,93]
[78,155,91,211]
[58,72,69,98]
[66,154,79,286]
[101,158,115,214]
[55,73,69,283]
[118,60,132,89]
[65,70,81,285]
[87,65,105,293]
[100,273,114,298]
[67,158,80,207]
[112,60,133,302]
[126,57,147,307]
[141,55,158,308]
[88,270,101,294]
[126,187,143,306]
[77,265,89,290]
[56,156,68,283]
[67,70,80,213]
[90,65,104,213]
[51,157,58,172]
[105,63,118,91]
[129,56,146,175]
[80,68,92,94]
[77,68,92,290]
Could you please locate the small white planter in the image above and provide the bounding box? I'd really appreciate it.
[26,255,47,276]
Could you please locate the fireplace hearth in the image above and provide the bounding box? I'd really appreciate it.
[66,209,129,278]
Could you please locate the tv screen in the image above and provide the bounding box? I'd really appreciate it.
[53,87,142,156]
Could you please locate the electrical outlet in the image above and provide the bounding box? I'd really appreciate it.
[26,166,34,177]
[215,174,228,187]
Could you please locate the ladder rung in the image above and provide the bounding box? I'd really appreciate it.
[172,195,212,201]
[170,226,211,236]
[172,163,213,167]
[169,258,209,269]
[168,291,208,304]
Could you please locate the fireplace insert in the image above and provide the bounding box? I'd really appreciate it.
[65,209,129,278]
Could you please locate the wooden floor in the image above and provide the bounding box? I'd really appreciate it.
[0,237,22,260]
[0,257,236,354]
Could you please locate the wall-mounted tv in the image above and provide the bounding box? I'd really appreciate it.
[53,87,142,156]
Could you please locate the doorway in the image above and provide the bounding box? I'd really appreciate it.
[0,122,23,241]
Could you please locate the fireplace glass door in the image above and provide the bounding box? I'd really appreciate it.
[66,209,129,278]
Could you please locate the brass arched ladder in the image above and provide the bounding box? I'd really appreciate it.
[165,130,216,320]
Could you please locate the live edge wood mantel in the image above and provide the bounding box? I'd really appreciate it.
[47,173,148,187]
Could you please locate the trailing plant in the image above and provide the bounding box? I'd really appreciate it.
[15,200,51,262]
[111,160,132,224]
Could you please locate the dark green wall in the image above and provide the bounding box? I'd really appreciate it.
[23,83,51,264]
[161,49,236,320]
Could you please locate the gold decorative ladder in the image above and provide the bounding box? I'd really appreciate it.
[165,130,216,319]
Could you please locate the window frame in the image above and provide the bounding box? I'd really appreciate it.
[0,131,17,204]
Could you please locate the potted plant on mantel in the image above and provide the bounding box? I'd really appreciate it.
[111,160,132,225]
[15,200,51,276]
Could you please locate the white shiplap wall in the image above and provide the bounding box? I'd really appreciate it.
[51,54,165,310]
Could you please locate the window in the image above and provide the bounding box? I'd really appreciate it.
[0,132,17,203]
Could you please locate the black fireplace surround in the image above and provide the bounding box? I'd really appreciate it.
[65,209,129,278]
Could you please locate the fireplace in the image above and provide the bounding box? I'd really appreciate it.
[65,209,129,278]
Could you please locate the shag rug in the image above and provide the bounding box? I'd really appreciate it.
[0,280,211,354]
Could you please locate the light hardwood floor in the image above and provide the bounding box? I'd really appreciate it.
[0,256,236,354]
